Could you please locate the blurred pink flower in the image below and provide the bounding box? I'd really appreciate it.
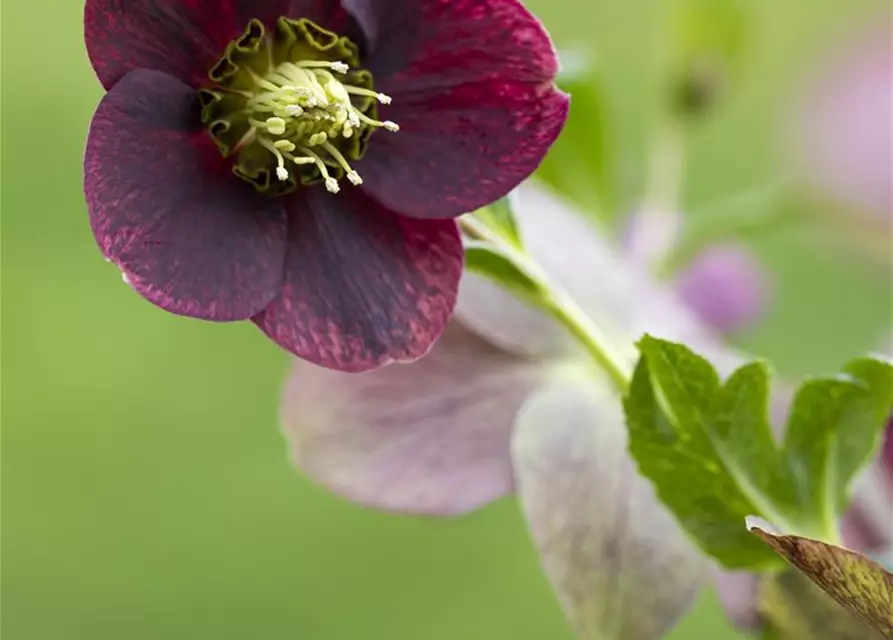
[793,21,892,222]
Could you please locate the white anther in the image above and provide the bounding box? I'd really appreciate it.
[347,171,363,186]
[376,93,392,105]
[331,62,349,73]
[383,121,400,132]
[325,178,340,193]
[284,105,303,116]
[121,271,131,285]
[276,167,289,181]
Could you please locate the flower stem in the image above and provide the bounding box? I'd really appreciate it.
[626,117,688,269]
[459,215,631,393]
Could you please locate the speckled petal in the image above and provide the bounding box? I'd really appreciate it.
[84,69,288,321]
[253,188,462,372]
[280,323,544,514]
[346,0,559,89]
[356,83,568,219]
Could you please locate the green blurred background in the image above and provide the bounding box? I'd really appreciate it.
[2,0,890,638]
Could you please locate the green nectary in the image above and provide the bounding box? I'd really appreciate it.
[200,17,398,196]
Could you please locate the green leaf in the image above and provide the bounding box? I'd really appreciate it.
[624,337,893,572]
[474,194,523,249]
[750,526,893,637]
[759,568,887,640]
[624,336,791,568]
[462,241,545,305]
[535,48,614,220]
[782,356,893,533]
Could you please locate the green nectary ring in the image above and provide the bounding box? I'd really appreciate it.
[199,17,399,196]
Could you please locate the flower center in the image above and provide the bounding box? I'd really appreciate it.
[200,18,398,196]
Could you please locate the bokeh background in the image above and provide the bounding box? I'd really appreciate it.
[2,0,890,638]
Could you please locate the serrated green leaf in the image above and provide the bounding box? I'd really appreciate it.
[625,337,893,573]
[624,336,790,568]
[462,241,545,305]
[759,568,886,640]
[782,356,893,534]
[536,48,614,220]
[750,527,893,637]
[838,357,893,490]
[474,195,523,249]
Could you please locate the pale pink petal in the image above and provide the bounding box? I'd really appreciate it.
[280,323,545,515]
[512,379,708,639]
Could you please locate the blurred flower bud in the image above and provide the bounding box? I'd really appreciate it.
[666,0,750,120]
[673,243,772,335]
[673,56,729,119]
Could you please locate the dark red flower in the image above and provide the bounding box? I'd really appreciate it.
[83,0,568,372]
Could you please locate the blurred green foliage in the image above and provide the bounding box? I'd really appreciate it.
[1,0,890,639]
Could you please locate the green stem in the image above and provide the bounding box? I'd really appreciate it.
[644,117,687,217]
[628,117,688,269]
[459,216,631,393]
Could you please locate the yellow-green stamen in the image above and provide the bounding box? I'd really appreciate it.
[201,17,398,195]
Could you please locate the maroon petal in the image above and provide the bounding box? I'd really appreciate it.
[253,189,462,371]
[85,69,288,321]
[345,0,558,90]
[85,0,294,89]
[357,84,568,219]
[343,0,558,96]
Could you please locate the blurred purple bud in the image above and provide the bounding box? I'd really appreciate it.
[673,243,772,335]
[793,22,892,222]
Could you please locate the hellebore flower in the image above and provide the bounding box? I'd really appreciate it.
[279,183,757,639]
[83,0,568,371]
